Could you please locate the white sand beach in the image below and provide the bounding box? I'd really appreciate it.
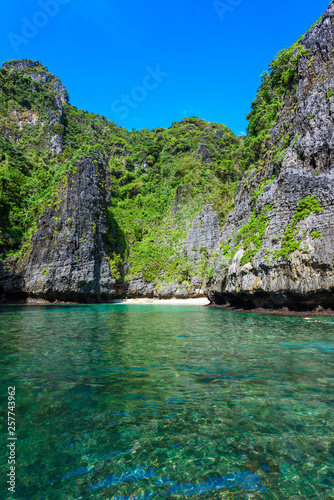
[111,297,210,305]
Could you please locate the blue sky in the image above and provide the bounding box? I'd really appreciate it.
[1,0,330,135]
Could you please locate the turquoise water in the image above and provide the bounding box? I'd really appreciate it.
[1,304,334,499]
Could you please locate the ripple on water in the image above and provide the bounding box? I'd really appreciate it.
[1,304,334,499]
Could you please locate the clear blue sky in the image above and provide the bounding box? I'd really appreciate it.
[1,0,330,135]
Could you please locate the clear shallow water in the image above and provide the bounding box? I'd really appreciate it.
[1,304,334,499]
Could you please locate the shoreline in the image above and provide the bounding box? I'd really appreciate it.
[0,297,210,307]
[2,297,334,317]
[111,298,210,305]
[209,303,334,318]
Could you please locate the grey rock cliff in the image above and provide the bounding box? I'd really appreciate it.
[2,59,69,103]
[124,204,221,299]
[185,205,220,264]
[2,59,68,155]
[207,3,334,309]
[2,5,334,306]
[1,154,116,302]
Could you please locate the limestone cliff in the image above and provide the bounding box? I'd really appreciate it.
[1,59,67,155]
[0,63,234,301]
[1,4,333,307]
[1,154,116,302]
[124,204,221,299]
[207,2,334,310]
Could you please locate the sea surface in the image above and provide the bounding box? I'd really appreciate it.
[1,303,334,499]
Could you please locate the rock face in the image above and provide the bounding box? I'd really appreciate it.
[207,3,334,310]
[2,5,334,307]
[0,149,221,302]
[208,170,334,309]
[2,59,67,154]
[1,154,116,302]
[124,205,221,299]
[0,57,240,304]
[2,59,69,103]
[185,205,220,264]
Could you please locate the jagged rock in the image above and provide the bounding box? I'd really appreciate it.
[197,143,211,163]
[49,134,63,155]
[5,154,116,302]
[185,205,220,263]
[3,4,334,308]
[126,274,155,298]
[171,185,191,215]
[207,3,334,310]
[2,59,67,155]
[115,205,221,301]
[2,59,69,103]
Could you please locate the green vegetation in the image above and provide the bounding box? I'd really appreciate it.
[0,62,243,286]
[106,253,123,280]
[237,205,274,265]
[0,30,326,288]
[243,40,308,170]
[206,266,214,281]
[220,194,324,266]
[293,132,300,146]
[219,204,274,265]
[251,175,276,203]
[103,117,243,284]
[273,195,323,259]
